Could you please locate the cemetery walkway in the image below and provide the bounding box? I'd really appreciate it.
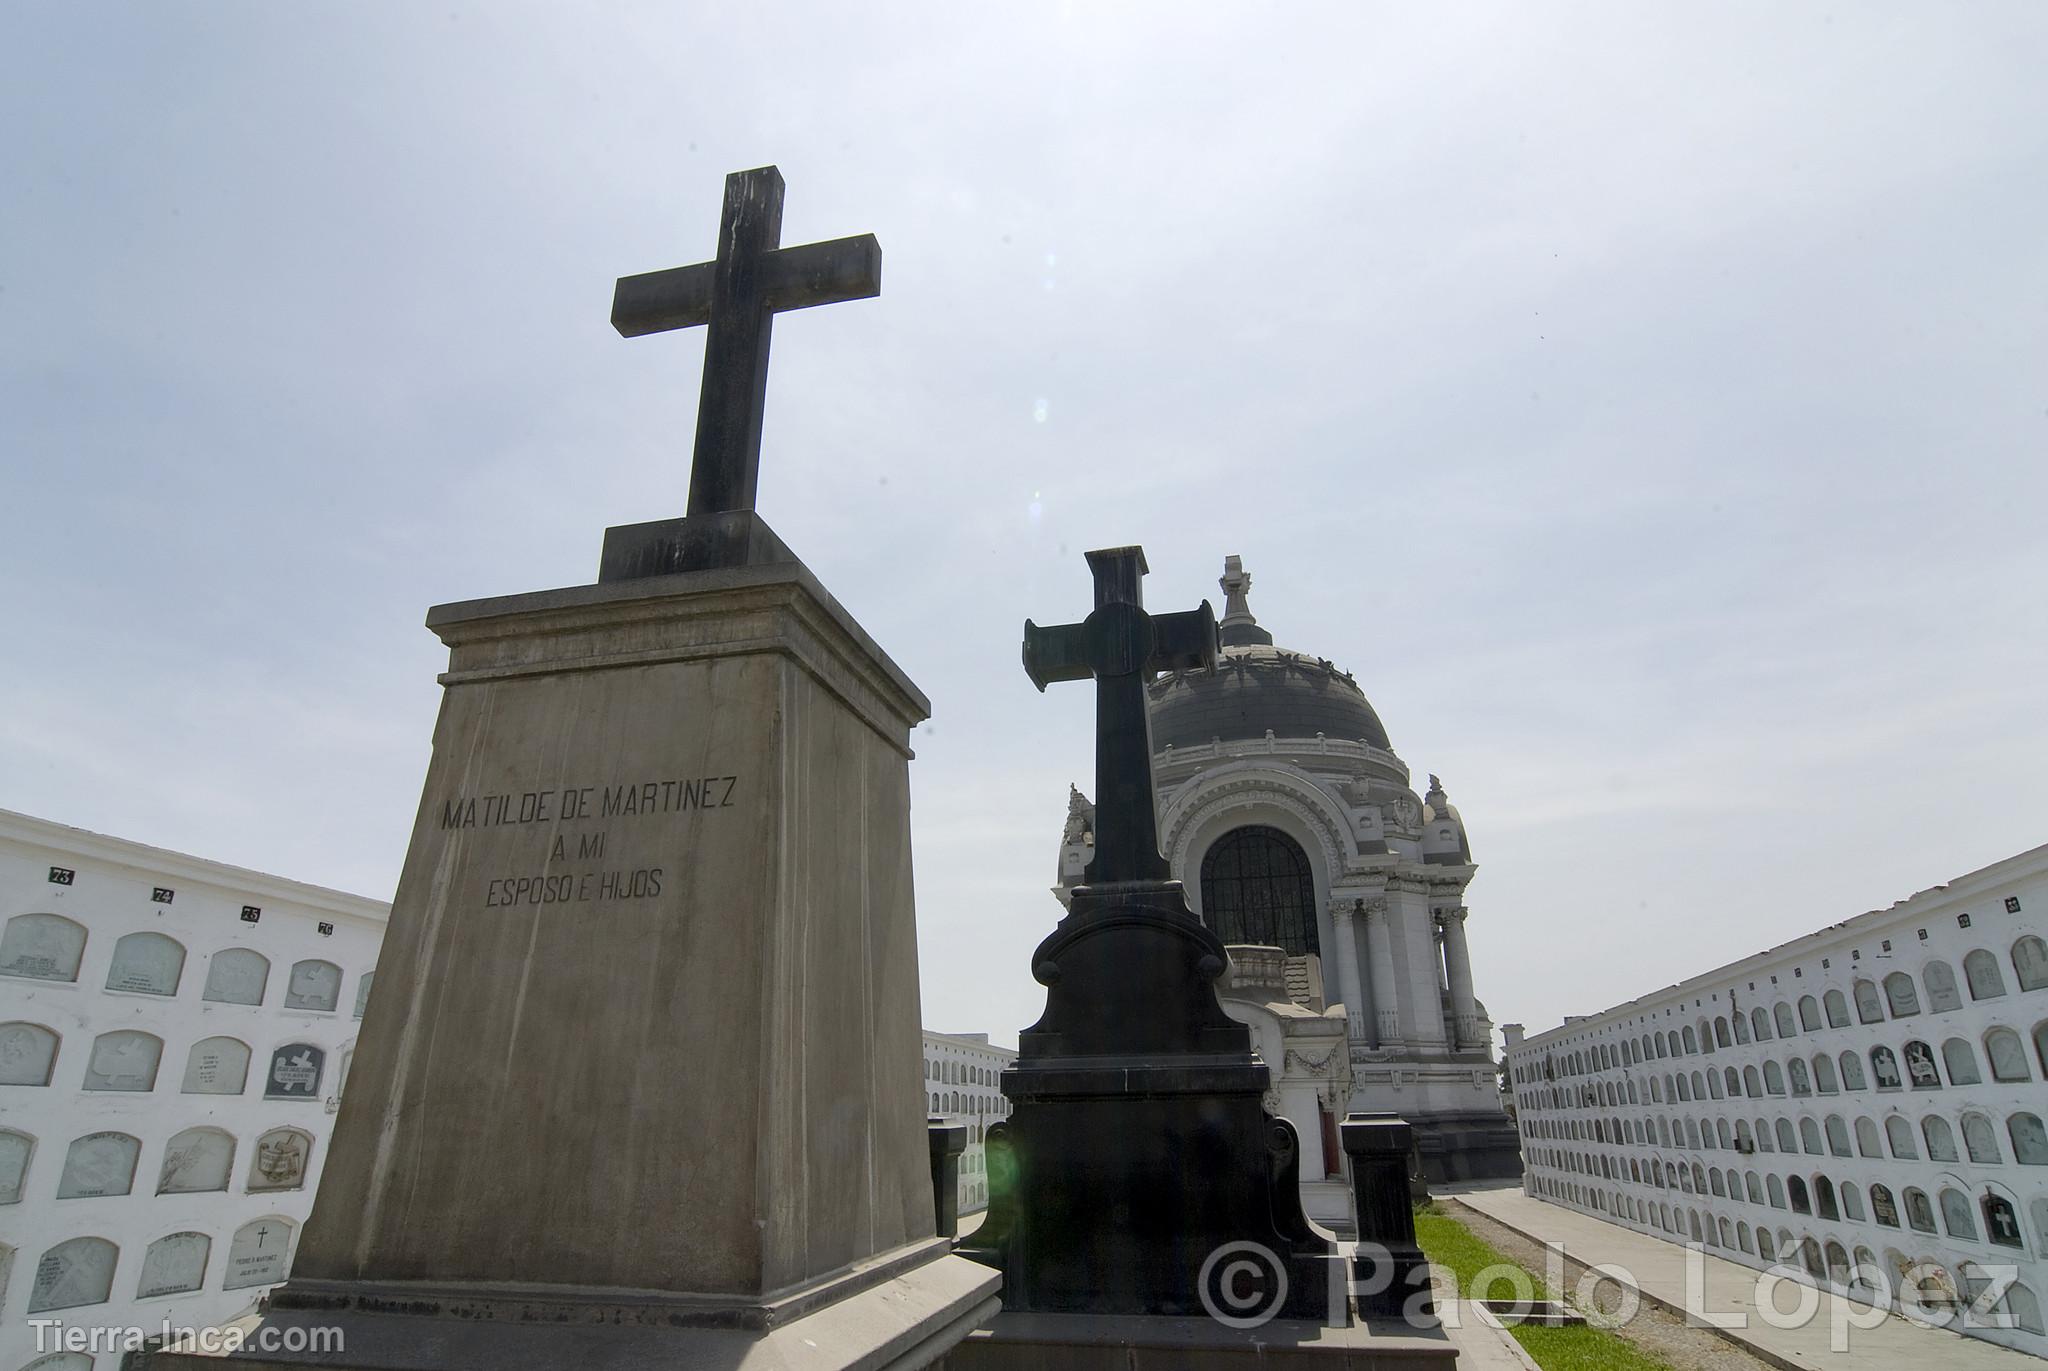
[1446,1183,2038,1370]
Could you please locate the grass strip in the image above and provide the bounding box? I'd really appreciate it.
[1412,1205,1674,1371]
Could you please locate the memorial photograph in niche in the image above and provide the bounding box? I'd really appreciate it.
[0,1128,33,1203]
[0,913,86,982]
[247,1127,311,1192]
[57,1132,140,1199]
[223,1218,293,1290]
[265,1042,324,1099]
[137,1231,211,1298]
[157,1127,235,1194]
[0,1022,58,1086]
[182,1036,252,1094]
[29,1236,117,1312]
[285,958,341,1012]
[104,931,185,995]
[203,947,271,1005]
[82,1029,162,1091]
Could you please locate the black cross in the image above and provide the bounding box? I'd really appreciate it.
[1024,547,1216,885]
[612,166,881,517]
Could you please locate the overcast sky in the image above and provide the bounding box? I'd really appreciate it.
[4,5,2044,1048]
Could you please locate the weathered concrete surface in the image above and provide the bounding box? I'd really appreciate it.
[288,561,939,1304]
[1447,1183,2042,1370]
[143,1249,1000,1371]
[941,1310,1459,1370]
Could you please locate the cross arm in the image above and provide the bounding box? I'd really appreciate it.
[611,235,882,339]
[612,262,714,338]
[760,234,881,314]
[1145,601,1219,675]
[1022,619,1095,693]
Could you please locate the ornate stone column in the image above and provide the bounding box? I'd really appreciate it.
[1441,906,1480,1051]
[1328,897,1372,1048]
[1361,897,1402,1049]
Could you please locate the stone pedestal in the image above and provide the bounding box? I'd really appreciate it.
[929,1119,966,1240]
[1341,1116,1433,1322]
[959,880,1335,1322]
[147,559,998,1368]
[1411,1112,1524,1185]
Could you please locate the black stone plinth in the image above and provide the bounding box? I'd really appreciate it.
[598,510,797,581]
[929,1118,967,1239]
[1341,1115,1433,1322]
[1410,1111,1525,1186]
[960,880,1335,1322]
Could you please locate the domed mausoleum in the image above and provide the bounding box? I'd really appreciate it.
[1054,556,1521,1218]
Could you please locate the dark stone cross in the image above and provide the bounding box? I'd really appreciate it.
[1023,547,1216,885]
[611,165,881,519]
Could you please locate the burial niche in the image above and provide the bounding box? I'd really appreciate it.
[0,1021,59,1086]
[0,1128,32,1202]
[285,958,341,1011]
[182,1036,251,1094]
[1199,824,1320,956]
[28,1236,117,1313]
[353,969,374,1018]
[1985,1194,2025,1249]
[1922,960,1962,1013]
[82,1029,162,1091]
[264,1042,324,1100]
[223,1217,294,1290]
[2015,935,2048,992]
[0,913,86,982]
[1903,1040,1941,1089]
[137,1231,211,1298]
[57,1132,140,1198]
[247,1127,312,1191]
[157,1127,234,1194]
[104,931,185,996]
[203,947,271,1005]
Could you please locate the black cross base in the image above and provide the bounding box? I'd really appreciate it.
[597,509,797,581]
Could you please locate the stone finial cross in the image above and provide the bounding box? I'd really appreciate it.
[1023,547,1216,885]
[612,166,881,517]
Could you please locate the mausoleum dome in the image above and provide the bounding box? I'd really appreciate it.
[1146,556,1390,753]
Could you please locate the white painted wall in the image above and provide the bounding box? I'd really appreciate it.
[921,1031,1015,1217]
[0,810,387,1371]
[1506,842,2048,1357]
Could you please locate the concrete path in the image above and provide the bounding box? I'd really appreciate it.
[1444,1182,2038,1370]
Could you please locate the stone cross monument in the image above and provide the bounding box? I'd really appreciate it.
[149,166,997,1371]
[1023,546,1215,885]
[601,164,882,579]
[960,545,1338,1327]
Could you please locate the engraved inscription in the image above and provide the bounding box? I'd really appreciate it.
[437,773,741,910]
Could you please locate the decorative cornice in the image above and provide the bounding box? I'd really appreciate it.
[1283,1047,1341,1076]
[1162,767,1351,881]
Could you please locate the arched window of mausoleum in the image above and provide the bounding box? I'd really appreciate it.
[1199,825,1318,957]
